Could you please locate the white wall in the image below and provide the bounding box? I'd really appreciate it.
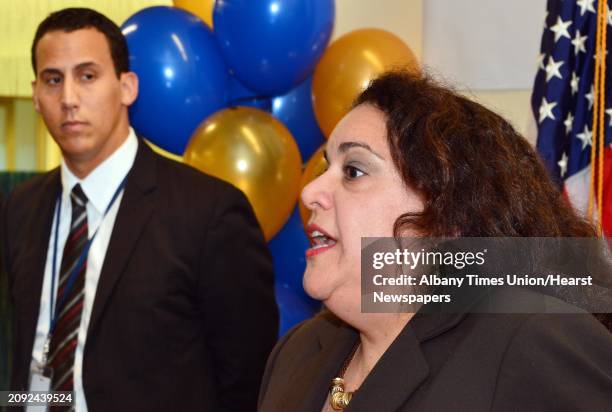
[333,0,540,144]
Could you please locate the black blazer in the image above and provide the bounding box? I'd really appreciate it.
[259,295,612,411]
[3,140,278,411]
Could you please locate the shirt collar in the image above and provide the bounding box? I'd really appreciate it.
[60,128,138,213]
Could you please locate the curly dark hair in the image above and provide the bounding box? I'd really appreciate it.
[355,71,612,331]
[354,71,595,238]
[31,7,129,77]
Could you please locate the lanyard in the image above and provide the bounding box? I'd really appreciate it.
[47,175,128,338]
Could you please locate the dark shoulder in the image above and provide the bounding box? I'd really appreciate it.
[473,283,594,313]
[154,152,242,200]
[150,151,254,222]
[274,311,341,356]
[503,311,612,359]
[472,286,612,358]
[3,169,59,231]
[147,149,265,246]
[7,169,59,204]
[490,311,612,408]
[259,311,342,407]
[264,311,343,375]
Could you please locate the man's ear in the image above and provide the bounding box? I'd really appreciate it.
[120,71,139,106]
[31,80,40,113]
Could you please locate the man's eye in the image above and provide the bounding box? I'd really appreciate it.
[45,76,61,85]
[81,73,95,81]
[343,164,365,180]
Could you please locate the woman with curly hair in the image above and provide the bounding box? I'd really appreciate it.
[258,71,612,411]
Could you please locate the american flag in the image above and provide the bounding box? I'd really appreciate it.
[532,0,612,235]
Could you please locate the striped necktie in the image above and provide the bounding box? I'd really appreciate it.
[48,183,89,395]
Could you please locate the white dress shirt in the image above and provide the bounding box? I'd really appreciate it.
[28,129,138,412]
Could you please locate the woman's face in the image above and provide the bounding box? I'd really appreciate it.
[301,104,424,316]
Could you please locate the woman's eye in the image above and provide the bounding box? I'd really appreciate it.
[343,164,365,180]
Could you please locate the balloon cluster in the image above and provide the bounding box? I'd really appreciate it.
[121,0,418,336]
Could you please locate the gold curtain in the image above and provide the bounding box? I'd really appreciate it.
[0,0,172,97]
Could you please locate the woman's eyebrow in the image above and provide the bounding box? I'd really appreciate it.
[338,141,384,160]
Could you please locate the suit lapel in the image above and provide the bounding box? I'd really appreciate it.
[87,140,157,336]
[18,171,61,380]
[347,323,429,411]
[279,318,359,412]
[309,312,466,411]
[273,310,466,412]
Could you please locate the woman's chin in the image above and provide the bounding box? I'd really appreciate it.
[302,272,331,301]
[303,283,328,301]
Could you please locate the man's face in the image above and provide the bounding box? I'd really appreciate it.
[32,28,137,176]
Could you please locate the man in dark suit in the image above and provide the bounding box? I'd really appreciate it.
[2,7,278,411]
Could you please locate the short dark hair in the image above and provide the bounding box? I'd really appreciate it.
[354,71,595,237]
[31,7,129,77]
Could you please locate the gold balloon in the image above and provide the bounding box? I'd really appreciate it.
[312,28,420,138]
[298,145,328,227]
[184,107,302,240]
[174,0,215,27]
[145,140,184,163]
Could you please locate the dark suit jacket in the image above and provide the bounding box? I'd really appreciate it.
[259,294,612,411]
[3,140,278,411]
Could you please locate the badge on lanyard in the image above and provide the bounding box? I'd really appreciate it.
[28,343,54,411]
[26,175,128,410]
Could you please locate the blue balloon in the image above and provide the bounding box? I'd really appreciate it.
[269,206,310,292]
[228,75,272,112]
[214,0,335,96]
[272,76,325,160]
[275,282,318,337]
[269,206,320,306]
[122,6,229,155]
